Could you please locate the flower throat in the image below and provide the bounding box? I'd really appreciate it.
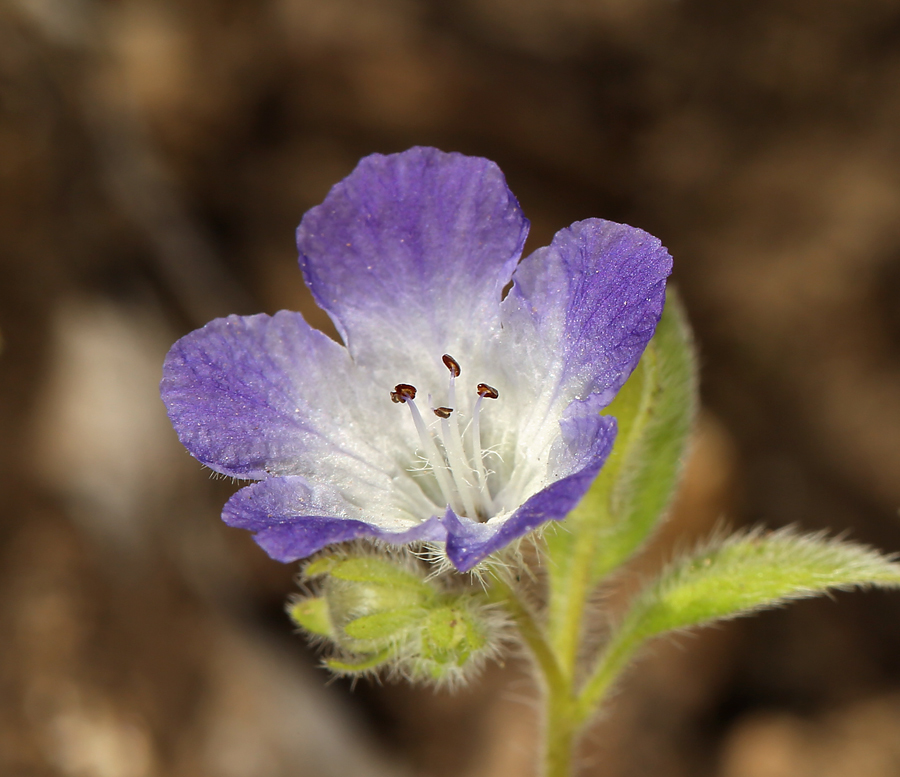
[391,354,498,521]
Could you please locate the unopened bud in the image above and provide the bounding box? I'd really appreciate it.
[413,601,492,682]
[288,549,508,687]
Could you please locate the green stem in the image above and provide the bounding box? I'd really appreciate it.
[549,513,605,681]
[574,624,642,726]
[487,575,564,691]
[544,682,577,777]
[541,507,611,775]
[488,573,646,775]
[488,574,578,777]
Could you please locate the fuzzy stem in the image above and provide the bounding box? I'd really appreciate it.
[487,575,564,690]
[574,623,642,726]
[487,574,579,777]
[539,503,612,775]
[548,508,607,681]
[544,683,578,777]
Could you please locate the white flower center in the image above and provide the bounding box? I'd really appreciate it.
[391,354,498,521]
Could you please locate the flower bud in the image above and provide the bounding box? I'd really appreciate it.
[410,600,492,683]
[288,549,507,687]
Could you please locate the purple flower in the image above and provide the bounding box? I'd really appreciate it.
[161,147,671,572]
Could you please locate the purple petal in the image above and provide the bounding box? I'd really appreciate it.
[224,476,447,562]
[161,311,411,487]
[506,219,671,409]
[296,147,529,377]
[444,415,617,571]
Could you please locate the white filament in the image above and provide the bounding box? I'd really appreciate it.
[404,396,463,515]
[399,363,496,521]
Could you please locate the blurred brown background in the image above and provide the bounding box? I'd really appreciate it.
[4,0,900,775]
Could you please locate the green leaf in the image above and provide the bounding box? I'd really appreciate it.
[626,528,900,640]
[576,528,900,722]
[545,289,697,668]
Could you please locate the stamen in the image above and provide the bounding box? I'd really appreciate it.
[391,383,417,403]
[470,390,495,514]
[442,354,461,378]
[439,360,480,518]
[400,393,462,515]
[390,369,499,522]
[440,418,480,519]
[477,383,499,400]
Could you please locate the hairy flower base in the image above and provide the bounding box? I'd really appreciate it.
[289,547,510,688]
[161,146,671,570]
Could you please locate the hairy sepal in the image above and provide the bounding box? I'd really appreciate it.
[292,548,509,688]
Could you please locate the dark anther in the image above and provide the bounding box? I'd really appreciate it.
[476,383,499,399]
[391,383,417,403]
[433,406,453,419]
[442,354,461,378]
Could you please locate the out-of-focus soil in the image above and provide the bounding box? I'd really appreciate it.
[3,1,900,775]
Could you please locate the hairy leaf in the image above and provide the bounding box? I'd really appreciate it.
[626,528,900,639]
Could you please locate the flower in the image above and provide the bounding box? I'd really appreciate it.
[161,147,671,571]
